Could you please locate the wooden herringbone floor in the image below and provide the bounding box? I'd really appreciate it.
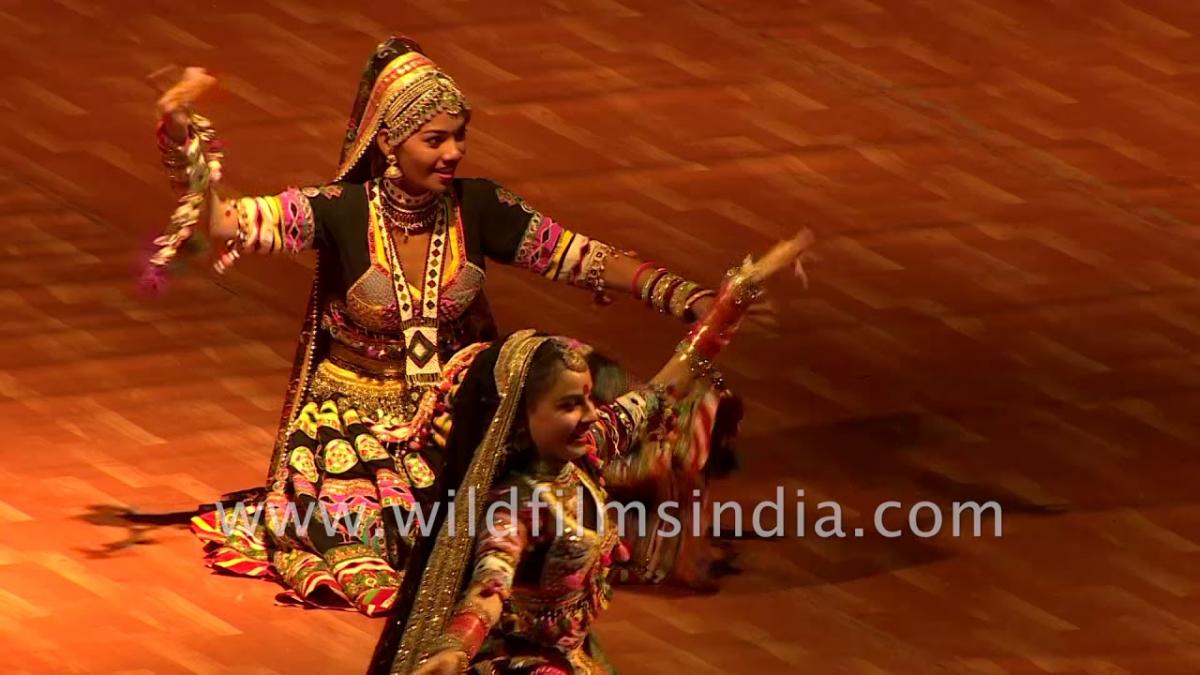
[2,1,1200,673]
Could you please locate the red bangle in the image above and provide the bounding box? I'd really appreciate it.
[681,277,746,358]
[445,608,490,658]
[631,261,656,295]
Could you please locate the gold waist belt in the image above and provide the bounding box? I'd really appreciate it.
[309,358,417,421]
[328,341,407,378]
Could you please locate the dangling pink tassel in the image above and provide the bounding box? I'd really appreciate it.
[137,263,168,296]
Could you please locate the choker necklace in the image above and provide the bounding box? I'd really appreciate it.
[380,180,439,241]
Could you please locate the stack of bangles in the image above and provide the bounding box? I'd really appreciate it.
[142,110,225,289]
[155,119,191,191]
[631,261,716,323]
[425,600,492,672]
[670,260,767,392]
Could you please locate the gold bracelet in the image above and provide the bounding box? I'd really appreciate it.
[582,243,612,304]
[674,341,727,391]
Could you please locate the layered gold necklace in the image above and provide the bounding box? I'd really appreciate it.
[367,179,449,386]
[379,179,439,241]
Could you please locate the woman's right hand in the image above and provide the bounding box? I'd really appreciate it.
[155,67,216,144]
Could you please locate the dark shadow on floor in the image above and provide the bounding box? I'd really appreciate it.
[75,504,198,558]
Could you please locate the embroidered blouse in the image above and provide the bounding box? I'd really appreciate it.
[447,387,666,658]
[229,178,613,370]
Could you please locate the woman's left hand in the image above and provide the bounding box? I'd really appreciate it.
[687,244,812,333]
[412,649,467,675]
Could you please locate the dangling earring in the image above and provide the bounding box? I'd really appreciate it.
[384,154,401,180]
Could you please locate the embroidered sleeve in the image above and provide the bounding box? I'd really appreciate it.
[435,484,547,661]
[585,385,668,465]
[434,482,542,658]
[602,387,718,487]
[469,484,549,598]
[434,495,526,663]
[477,181,614,289]
[226,184,342,254]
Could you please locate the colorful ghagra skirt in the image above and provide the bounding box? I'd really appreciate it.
[190,357,456,617]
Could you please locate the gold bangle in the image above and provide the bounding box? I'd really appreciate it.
[668,281,698,319]
[651,273,679,313]
[640,268,666,303]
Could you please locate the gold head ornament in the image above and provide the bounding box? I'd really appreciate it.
[335,51,470,182]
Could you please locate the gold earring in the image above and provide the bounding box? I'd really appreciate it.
[384,154,401,180]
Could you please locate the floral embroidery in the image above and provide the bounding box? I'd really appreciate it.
[496,186,536,215]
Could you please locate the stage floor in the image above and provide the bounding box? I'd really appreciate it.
[2,1,1199,673]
